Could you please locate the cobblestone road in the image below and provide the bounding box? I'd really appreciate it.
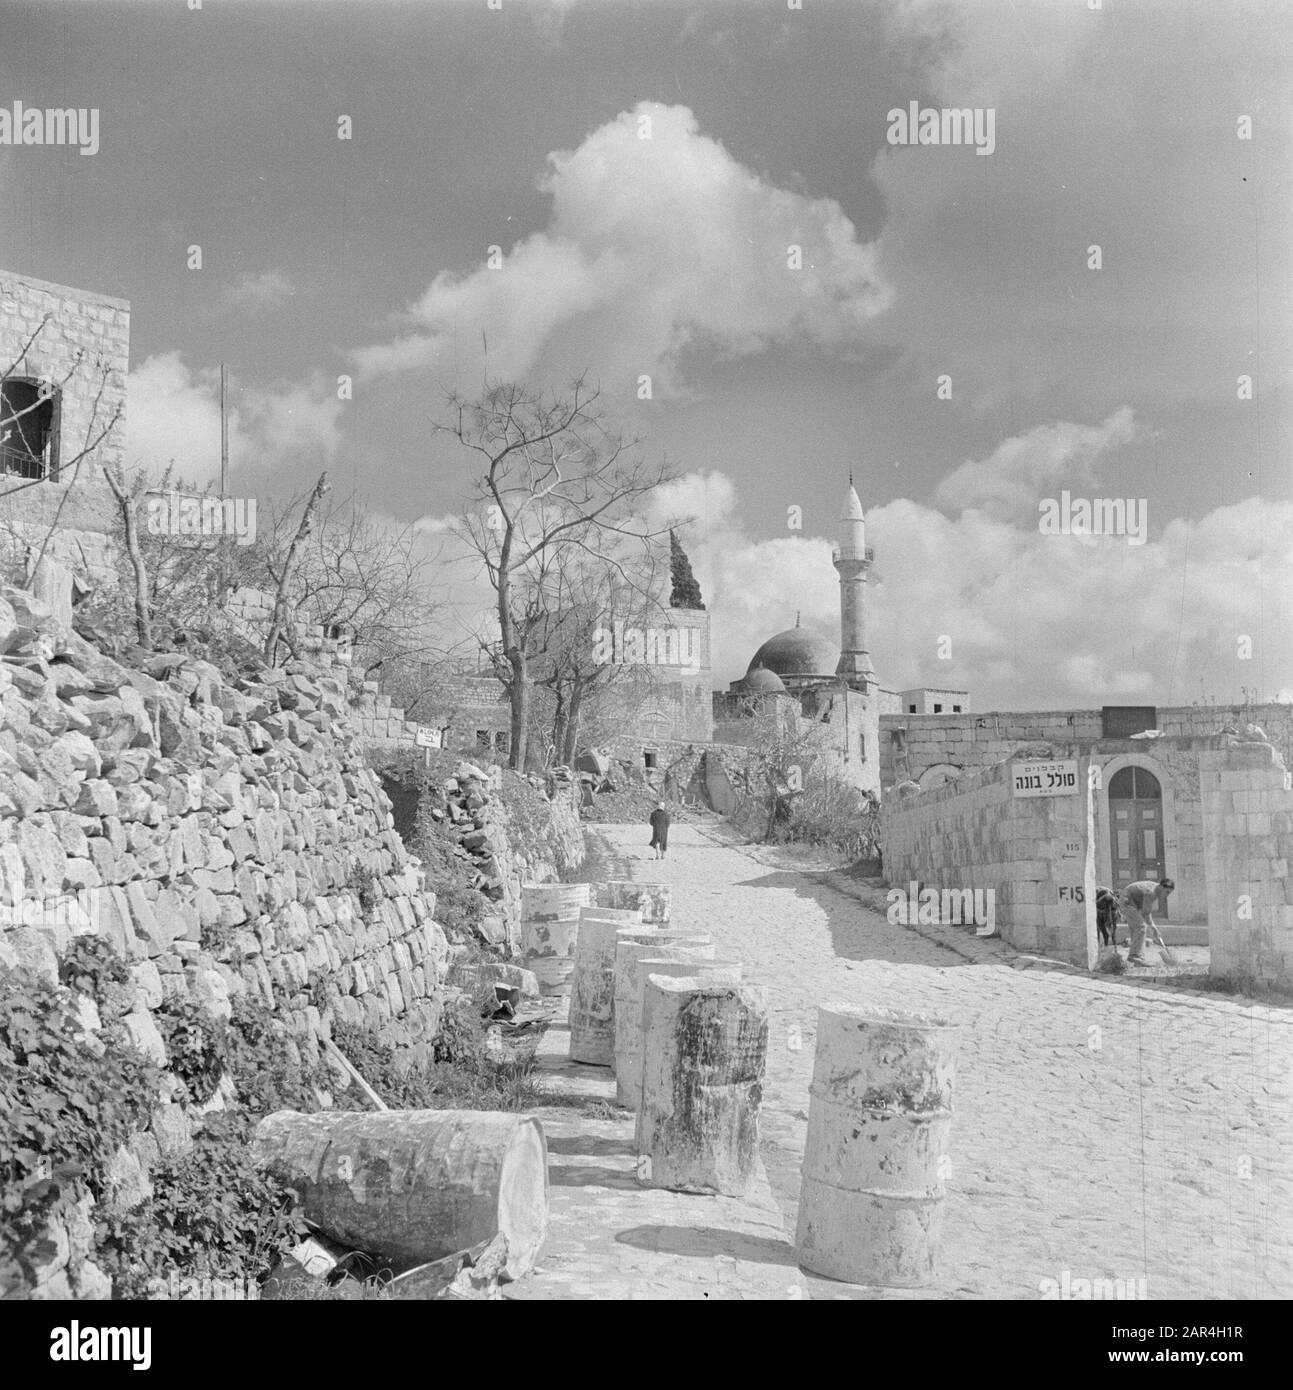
[594,819,1293,1300]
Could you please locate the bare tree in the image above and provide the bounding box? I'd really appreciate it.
[255,484,441,671]
[101,462,153,649]
[439,376,676,770]
[526,543,671,764]
[262,473,330,662]
[78,464,264,656]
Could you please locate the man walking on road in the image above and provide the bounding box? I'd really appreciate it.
[1119,877,1174,964]
[648,802,671,860]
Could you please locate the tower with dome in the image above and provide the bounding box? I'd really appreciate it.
[719,482,884,795]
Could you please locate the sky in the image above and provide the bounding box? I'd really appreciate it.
[1,0,1290,708]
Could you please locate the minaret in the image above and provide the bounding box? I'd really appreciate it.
[833,477,874,687]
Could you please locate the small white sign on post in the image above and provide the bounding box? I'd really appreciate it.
[414,727,442,749]
[1011,759,1079,797]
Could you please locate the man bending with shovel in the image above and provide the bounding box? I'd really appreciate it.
[1118,877,1175,965]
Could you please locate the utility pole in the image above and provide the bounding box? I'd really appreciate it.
[219,363,229,498]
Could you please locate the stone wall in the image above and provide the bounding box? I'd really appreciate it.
[882,732,1293,984]
[371,748,585,953]
[0,270,129,482]
[0,578,451,1091]
[0,272,127,599]
[0,479,121,593]
[880,702,1293,790]
[0,580,458,1298]
[880,755,1097,964]
[350,677,427,752]
[1199,742,1293,989]
[879,717,1288,925]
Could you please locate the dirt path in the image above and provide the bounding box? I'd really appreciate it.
[592,819,1293,1300]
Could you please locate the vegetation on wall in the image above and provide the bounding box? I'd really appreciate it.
[0,966,160,1294]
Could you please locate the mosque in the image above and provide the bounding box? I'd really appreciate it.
[712,481,966,797]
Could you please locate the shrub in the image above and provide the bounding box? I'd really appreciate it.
[95,1111,306,1300]
[331,1008,541,1114]
[156,1000,227,1105]
[58,935,129,1005]
[0,968,161,1294]
[768,778,882,862]
[225,994,330,1116]
[349,862,380,913]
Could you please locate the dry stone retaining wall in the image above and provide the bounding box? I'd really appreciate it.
[0,580,450,1090]
[0,580,462,1298]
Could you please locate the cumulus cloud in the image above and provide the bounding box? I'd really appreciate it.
[220,270,294,313]
[354,102,890,393]
[933,406,1136,524]
[126,351,343,486]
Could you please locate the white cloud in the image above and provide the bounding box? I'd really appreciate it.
[220,270,294,313]
[126,351,343,486]
[354,101,890,394]
[933,407,1136,524]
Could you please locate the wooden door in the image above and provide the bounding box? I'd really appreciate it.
[1108,765,1168,918]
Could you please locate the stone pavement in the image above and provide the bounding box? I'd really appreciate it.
[502,1004,806,1300]
[581,819,1293,1301]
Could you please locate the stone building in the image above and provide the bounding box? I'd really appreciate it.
[881,727,1293,987]
[714,483,883,795]
[415,608,714,768]
[878,699,1293,928]
[0,269,128,590]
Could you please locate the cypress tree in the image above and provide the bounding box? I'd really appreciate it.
[669,530,705,610]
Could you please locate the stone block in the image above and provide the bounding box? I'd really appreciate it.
[128,960,164,1010]
[122,1006,166,1066]
[125,880,166,955]
[6,926,59,984]
[104,1143,152,1213]
[1008,920,1040,951]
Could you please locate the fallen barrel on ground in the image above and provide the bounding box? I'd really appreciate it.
[520,882,591,997]
[636,975,767,1195]
[795,1004,958,1288]
[251,1109,549,1281]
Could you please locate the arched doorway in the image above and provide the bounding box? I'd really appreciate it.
[1108,764,1168,916]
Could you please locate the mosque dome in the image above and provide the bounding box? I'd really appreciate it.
[746,622,840,683]
[738,664,787,695]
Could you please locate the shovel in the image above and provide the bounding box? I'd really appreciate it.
[1146,919,1179,967]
